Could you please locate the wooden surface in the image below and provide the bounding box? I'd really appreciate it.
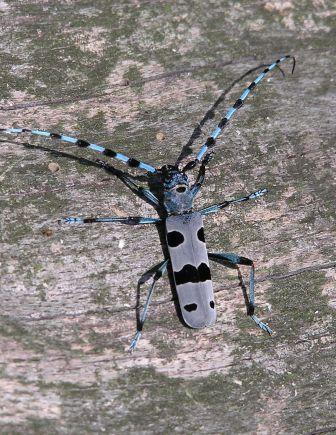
[0,1,335,433]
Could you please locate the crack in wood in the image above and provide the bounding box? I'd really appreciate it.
[1,47,334,112]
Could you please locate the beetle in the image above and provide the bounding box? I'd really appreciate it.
[1,55,295,351]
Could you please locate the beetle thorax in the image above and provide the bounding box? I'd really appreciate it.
[161,166,194,214]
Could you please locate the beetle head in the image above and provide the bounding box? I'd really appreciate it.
[159,165,193,214]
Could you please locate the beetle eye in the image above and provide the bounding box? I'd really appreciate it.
[176,186,186,193]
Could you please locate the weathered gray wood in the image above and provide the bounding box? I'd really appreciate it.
[0,1,335,433]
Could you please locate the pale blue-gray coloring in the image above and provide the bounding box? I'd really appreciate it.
[0,55,295,351]
[166,212,216,329]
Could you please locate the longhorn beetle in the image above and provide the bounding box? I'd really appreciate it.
[1,55,295,351]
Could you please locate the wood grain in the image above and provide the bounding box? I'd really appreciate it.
[0,1,335,433]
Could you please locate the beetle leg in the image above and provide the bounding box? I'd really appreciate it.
[129,259,169,352]
[209,252,272,334]
[199,188,267,216]
[60,216,161,225]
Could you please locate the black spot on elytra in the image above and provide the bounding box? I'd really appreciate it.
[184,303,197,312]
[174,263,211,285]
[248,82,256,91]
[167,231,184,247]
[197,227,205,243]
[263,67,269,74]
[198,263,211,281]
[210,300,215,309]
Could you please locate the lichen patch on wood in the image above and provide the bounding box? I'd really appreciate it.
[0,0,335,433]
